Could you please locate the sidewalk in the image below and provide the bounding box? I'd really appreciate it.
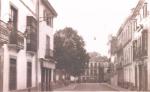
[53,83,77,91]
[103,83,130,91]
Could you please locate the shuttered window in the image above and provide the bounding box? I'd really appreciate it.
[10,6,18,30]
[9,58,17,90]
[27,62,32,88]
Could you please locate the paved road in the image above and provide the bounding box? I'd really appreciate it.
[54,83,118,91]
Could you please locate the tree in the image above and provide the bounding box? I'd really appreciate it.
[54,27,89,76]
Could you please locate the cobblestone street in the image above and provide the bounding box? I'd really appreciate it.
[53,83,127,91]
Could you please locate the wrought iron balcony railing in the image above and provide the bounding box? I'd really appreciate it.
[9,28,24,49]
[16,31,24,49]
[0,20,9,43]
[45,48,54,59]
[0,20,24,49]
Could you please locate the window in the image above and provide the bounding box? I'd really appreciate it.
[46,35,50,50]
[143,3,147,18]
[43,10,53,27]
[94,63,97,68]
[94,70,97,75]
[27,62,32,88]
[133,40,137,59]
[26,16,37,52]
[91,63,93,68]
[9,58,17,90]
[133,19,137,31]
[99,63,101,67]
[142,30,148,56]
[91,70,93,75]
[45,35,51,58]
[10,6,18,30]
[85,70,87,75]
[87,70,89,76]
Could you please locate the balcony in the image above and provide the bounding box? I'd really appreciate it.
[0,20,9,44]
[8,29,24,51]
[133,46,147,61]
[116,43,123,52]
[0,20,24,49]
[133,30,148,61]
[116,62,123,70]
[0,20,24,50]
[45,49,54,59]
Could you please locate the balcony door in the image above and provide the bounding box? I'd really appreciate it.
[41,67,52,91]
[139,64,147,91]
[46,35,50,50]
[10,6,18,30]
[45,35,50,58]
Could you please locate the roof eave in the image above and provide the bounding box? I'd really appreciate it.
[42,0,58,17]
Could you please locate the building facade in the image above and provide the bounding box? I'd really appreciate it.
[111,0,150,91]
[80,54,110,83]
[0,0,57,91]
[38,0,57,91]
[132,0,150,90]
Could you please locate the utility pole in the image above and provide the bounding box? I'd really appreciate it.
[36,0,40,91]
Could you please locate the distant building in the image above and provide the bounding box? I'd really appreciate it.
[79,53,110,83]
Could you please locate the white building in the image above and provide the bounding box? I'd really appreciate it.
[112,0,150,91]
[38,0,57,91]
[0,0,57,91]
[80,53,110,83]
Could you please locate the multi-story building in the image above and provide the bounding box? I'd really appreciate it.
[79,53,110,83]
[38,0,57,91]
[0,0,57,91]
[116,11,134,89]
[132,0,150,90]
[112,0,150,91]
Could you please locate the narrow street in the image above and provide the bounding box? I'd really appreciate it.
[54,83,118,91]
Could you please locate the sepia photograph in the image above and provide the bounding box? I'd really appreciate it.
[0,0,150,91]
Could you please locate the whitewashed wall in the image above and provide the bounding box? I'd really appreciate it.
[38,0,54,59]
[1,0,37,91]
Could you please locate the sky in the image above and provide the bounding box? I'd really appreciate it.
[49,0,138,56]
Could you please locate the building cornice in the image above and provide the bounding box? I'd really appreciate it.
[41,0,57,17]
[19,0,36,17]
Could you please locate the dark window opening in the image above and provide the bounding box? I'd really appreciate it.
[142,30,148,56]
[27,62,32,88]
[10,6,18,30]
[43,10,53,27]
[26,16,37,52]
[9,58,17,90]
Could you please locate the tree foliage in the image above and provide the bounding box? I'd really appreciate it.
[54,27,89,76]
